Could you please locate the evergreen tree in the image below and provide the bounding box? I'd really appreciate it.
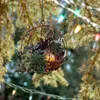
[0,0,100,100]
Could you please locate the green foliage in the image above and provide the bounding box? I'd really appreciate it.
[51,42,64,55]
[0,56,7,82]
[16,49,46,74]
[0,38,15,61]
[31,51,46,73]
[91,53,100,70]
[8,0,59,28]
[77,81,100,100]
[0,1,15,82]
[0,0,100,99]
[63,31,94,49]
[33,68,68,88]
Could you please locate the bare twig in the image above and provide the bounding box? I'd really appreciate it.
[89,48,100,73]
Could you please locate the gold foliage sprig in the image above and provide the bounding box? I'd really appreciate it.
[0,38,15,61]
[0,1,15,82]
[13,0,59,28]
[0,56,7,82]
[32,68,68,87]
[63,32,94,49]
[76,48,100,99]
[86,0,100,8]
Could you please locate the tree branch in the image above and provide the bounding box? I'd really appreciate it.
[53,0,100,29]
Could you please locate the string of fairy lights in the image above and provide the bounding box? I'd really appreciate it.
[54,0,100,29]
[55,0,100,50]
[5,81,80,100]
[54,0,100,11]
[5,80,100,100]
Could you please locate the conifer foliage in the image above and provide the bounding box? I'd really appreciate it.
[0,0,100,99]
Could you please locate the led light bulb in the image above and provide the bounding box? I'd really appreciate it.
[58,14,65,23]
[29,95,33,100]
[95,33,100,41]
[74,8,81,16]
[74,25,82,33]
[12,89,16,95]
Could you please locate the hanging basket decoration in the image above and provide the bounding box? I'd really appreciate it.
[16,24,66,74]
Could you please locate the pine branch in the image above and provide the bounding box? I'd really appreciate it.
[74,80,100,98]
[76,48,100,99]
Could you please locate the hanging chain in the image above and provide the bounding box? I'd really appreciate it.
[39,0,45,36]
[39,0,44,23]
[41,0,44,23]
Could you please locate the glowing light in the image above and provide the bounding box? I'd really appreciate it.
[67,51,71,56]
[29,95,33,100]
[23,82,28,86]
[6,78,11,83]
[58,14,65,23]
[74,25,82,33]
[74,8,81,16]
[65,64,71,72]
[95,33,100,41]
[47,96,51,99]
[12,89,16,95]
[54,1,100,28]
